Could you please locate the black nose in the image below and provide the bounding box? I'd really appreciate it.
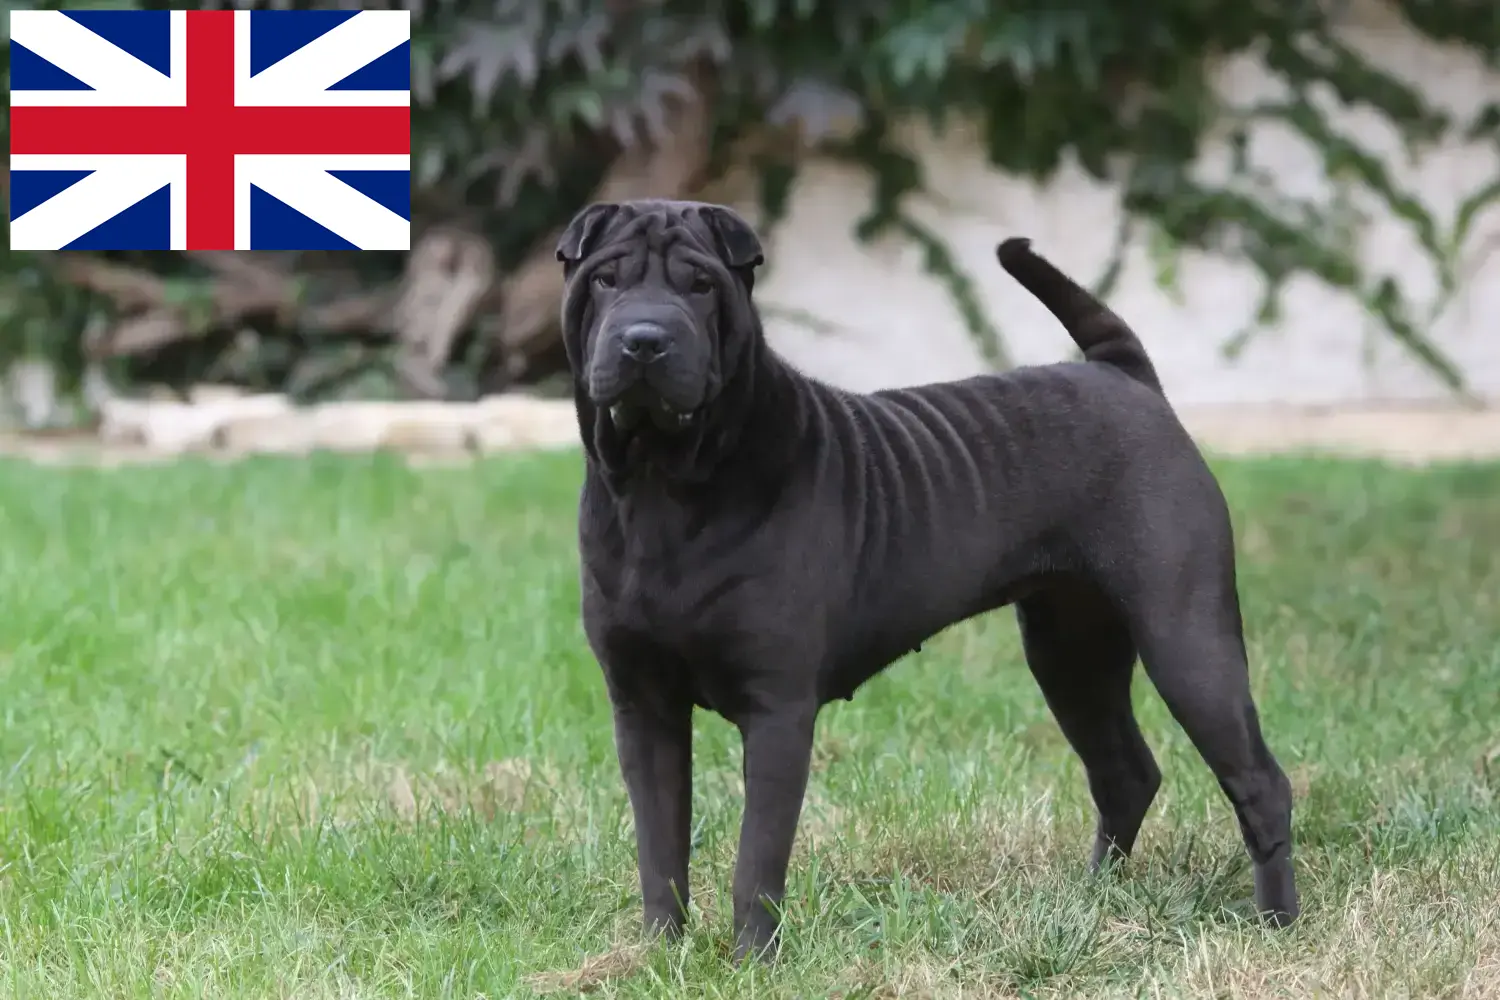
[620,322,670,363]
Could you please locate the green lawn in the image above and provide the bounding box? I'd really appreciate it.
[0,451,1497,999]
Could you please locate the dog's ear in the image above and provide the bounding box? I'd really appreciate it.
[556,203,620,264]
[702,205,764,270]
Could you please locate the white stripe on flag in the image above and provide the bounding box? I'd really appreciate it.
[9,155,186,250]
[238,154,410,250]
[236,10,410,107]
[8,10,183,107]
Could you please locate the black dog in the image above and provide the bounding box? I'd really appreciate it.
[555,199,1298,960]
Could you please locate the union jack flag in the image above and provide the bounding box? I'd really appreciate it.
[8,9,411,251]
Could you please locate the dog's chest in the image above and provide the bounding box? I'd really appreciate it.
[582,477,830,715]
[590,489,769,633]
[590,565,769,718]
[597,540,752,644]
[585,529,793,717]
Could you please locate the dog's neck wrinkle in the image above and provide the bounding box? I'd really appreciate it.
[689,335,808,487]
[732,342,811,474]
[590,321,809,497]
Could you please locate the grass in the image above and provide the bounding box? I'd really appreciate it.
[0,449,1497,999]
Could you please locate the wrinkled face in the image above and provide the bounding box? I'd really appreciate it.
[582,232,718,428]
[556,200,764,440]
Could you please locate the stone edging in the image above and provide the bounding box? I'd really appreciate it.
[1176,405,1500,465]
[1,393,1497,467]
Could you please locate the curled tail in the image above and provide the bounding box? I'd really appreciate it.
[996,237,1162,394]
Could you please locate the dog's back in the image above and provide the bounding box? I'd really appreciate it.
[807,244,1207,679]
[823,236,1178,562]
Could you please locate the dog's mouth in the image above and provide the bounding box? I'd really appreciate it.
[605,387,698,434]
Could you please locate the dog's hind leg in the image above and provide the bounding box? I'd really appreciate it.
[1126,572,1299,927]
[1017,582,1161,869]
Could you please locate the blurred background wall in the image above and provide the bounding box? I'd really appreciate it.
[2,0,1497,433]
[752,6,1500,405]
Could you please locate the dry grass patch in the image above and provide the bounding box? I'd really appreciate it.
[526,943,651,995]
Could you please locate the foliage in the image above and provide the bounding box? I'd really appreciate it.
[3,0,1500,420]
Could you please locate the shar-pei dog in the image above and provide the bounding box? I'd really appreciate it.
[553,198,1298,960]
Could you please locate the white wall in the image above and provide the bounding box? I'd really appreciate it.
[745,0,1500,407]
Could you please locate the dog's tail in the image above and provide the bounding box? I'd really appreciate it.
[996,237,1162,394]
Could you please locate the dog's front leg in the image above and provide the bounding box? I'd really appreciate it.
[732,704,817,962]
[611,697,694,939]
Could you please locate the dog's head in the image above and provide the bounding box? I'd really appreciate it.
[556,199,765,477]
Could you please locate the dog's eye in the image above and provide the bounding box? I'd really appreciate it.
[593,271,617,290]
[688,275,713,295]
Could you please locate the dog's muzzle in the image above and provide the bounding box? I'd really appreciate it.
[591,307,708,433]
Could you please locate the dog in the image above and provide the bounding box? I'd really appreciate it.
[554,198,1299,961]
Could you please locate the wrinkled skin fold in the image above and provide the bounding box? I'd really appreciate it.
[555,199,1299,962]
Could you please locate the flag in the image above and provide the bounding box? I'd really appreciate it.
[8,10,412,251]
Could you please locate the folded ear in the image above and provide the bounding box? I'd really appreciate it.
[702,205,764,270]
[556,203,620,264]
